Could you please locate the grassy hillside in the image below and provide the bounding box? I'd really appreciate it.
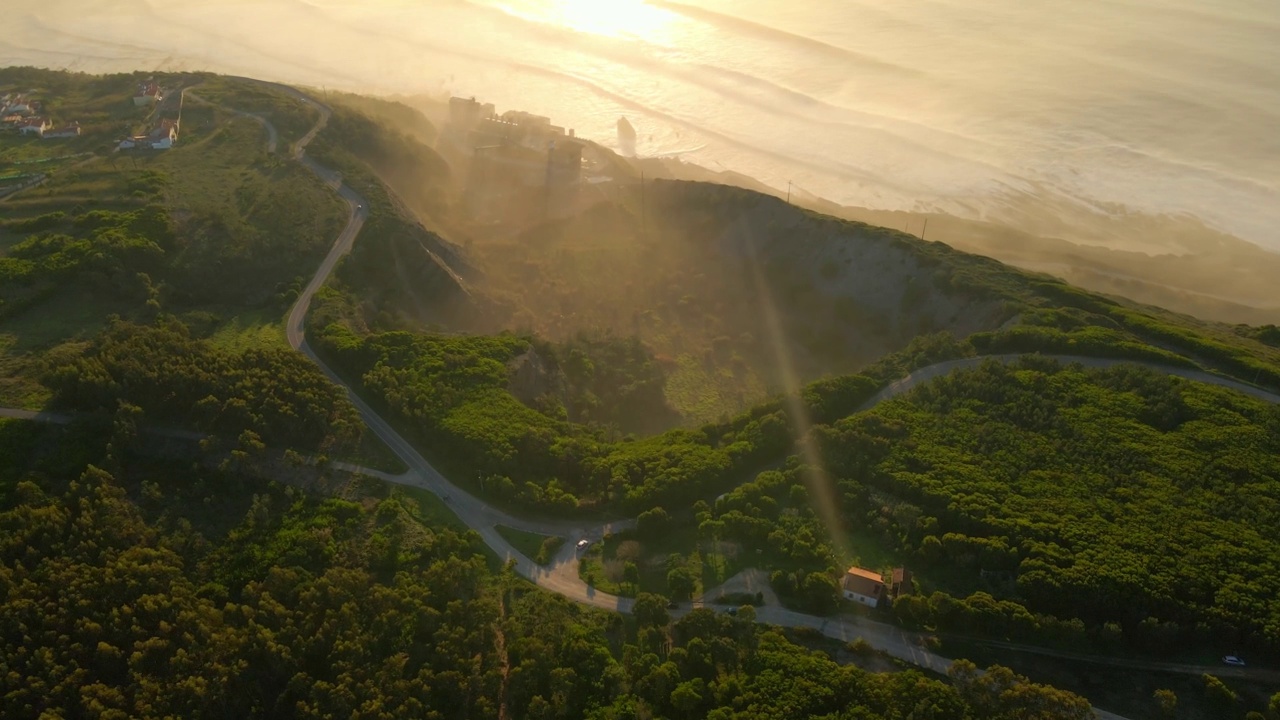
[320,106,1280,427]
[0,70,346,409]
[629,142,1280,327]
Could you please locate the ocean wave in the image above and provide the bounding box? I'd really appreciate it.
[646,0,922,77]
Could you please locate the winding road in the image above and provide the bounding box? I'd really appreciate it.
[8,81,1280,719]
[256,83,1276,720]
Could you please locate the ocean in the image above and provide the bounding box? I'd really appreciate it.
[4,0,1278,251]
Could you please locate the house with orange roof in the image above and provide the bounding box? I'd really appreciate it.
[841,566,885,607]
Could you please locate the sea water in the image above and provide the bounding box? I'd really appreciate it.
[4,0,1278,250]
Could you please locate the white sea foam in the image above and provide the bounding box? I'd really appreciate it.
[3,0,1277,250]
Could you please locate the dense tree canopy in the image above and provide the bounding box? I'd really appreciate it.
[312,323,815,512]
[0,421,1099,720]
[706,358,1280,653]
[45,319,361,452]
[841,359,1280,650]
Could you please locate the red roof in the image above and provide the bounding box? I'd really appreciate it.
[842,567,884,597]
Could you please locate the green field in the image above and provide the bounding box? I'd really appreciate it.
[496,525,564,565]
[395,486,481,539]
[0,289,136,408]
[201,306,290,353]
[336,431,409,476]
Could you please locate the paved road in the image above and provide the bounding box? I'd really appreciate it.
[859,354,1280,411]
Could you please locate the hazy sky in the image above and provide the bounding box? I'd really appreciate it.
[5,0,1278,250]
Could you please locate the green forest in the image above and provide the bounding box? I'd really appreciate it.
[688,359,1280,653]
[6,67,1280,719]
[43,318,361,453]
[0,417,1103,720]
[309,312,1280,660]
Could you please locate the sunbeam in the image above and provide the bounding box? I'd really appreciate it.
[733,213,850,560]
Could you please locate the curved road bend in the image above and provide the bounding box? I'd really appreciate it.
[10,83,1278,718]
[185,91,279,154]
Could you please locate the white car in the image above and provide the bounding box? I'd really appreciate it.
[576,539,591,550]
[1222,655,1246,666]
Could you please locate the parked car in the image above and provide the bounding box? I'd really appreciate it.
[576,539,591,550]
[1222,655,1246,666]
[725,607,738,616]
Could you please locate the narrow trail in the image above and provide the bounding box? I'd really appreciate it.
[9,79,1280,719]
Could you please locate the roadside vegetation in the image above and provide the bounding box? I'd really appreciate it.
[682,359,1280,653]
[190,76,320,147]
[496,525,564,565]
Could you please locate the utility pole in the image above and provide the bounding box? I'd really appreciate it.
[787,180,792,204]
[920,218,928,242]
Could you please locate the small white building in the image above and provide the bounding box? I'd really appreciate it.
[3,95,32,114]
[841,566,885,607]
[18,117,51,136]
[120,118,179,150]
[43,122,81,139]
[149,118,178,149]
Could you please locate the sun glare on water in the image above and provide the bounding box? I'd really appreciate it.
[503,0,672,40]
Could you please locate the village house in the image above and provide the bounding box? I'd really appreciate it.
[2,94,33,115]
[841,567,884,607]
[134,81,163,106]
[120,117,179,150]
[43,122,81,139]
[890,567,913,597]
[18,117,51,136]
[151,118,179,148]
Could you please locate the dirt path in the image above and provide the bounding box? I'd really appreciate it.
[185,91,279,154]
